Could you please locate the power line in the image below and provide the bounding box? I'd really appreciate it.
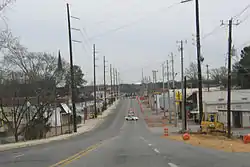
[88,2,181,40]
[239,13,250,24]
[233,4,250,19]
[78,29,92,52]
[202,25,222,40]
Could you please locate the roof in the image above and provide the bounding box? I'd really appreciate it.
[201,89,250,104]
[218,109,250,112]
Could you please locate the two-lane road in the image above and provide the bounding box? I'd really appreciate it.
[1,99,250,167]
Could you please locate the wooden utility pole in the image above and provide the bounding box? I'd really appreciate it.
[162,62,166,117]
[118,72,120,98]
[180,0,203,127]
[195,0,203,125]
[142,68,144,84]
[184,76,187,130]
[221,18,239,138]
[116,69,119,99]
[206,64,210,91]
[66,3,77,132]
[110,64,113,102]
[113,68,116,100]
[227,19,233,138]
[177,40,186,131]
[103,56,107,109]
[166,60,171,123]
[170,53,177,127]
[93,44,97,118]
[152,70,158,114]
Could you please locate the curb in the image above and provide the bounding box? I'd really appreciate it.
[0,100,120,152]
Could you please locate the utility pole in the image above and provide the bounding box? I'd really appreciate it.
[206,64,210,91]
[142,68,144,84]
[110,64,113,103]
[162,62,166,117]
[227,19,233,138]
[170,53,177,127]
[184,76,187,130]
[195,0,203,126]
[116,69,119,99]
[152,70,158,114]
[66,3,77,132]
[166,60,171,123]
[180,0,203,127]
[103,56,107,109]
[113,68,116,100]
[93,44,97,118]
[118,72,120,98]
[221,18,239,138]
[177,40,186,131]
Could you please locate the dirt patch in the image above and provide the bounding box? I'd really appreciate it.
[163,134,250,152]
[144,116,169,127]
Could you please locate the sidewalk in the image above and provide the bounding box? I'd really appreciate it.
[0,99,120,151]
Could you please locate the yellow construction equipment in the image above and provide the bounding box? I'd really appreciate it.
[201,112,225,133]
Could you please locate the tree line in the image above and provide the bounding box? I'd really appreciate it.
[185,45,250,89]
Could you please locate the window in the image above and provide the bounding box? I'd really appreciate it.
[218,98,224,101]
[216,105,223,109]
[235,105,241,109]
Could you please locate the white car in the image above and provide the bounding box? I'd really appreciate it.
[125,115,138,121]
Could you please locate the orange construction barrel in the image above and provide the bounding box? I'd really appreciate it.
[243,134,250,144]
[164,128,169,136]
[182,133,190,140]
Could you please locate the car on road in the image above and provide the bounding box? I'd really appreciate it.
[125,114,138,121]
[128,109,135,115]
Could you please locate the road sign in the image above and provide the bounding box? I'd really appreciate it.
[175,91,182,105]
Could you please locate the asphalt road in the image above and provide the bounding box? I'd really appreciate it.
[1,99,250,167]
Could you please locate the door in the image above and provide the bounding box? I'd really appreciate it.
[233,111,242,128]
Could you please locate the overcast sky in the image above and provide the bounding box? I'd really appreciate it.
[3,0,250,84]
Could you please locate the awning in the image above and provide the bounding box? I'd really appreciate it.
[60,103,72,114]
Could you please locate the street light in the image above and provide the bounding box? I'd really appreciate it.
[181,0,203,126]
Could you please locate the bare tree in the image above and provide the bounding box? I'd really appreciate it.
[0,91,53,142]
[0,93,28,142]
[185,62,198,81]
[210,66,227,85]
[1,44,69,83]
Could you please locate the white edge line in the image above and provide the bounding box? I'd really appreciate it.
[168,162,179,167]
[148,143,152,146]
[139,136,147,143]
[154,148,160,153]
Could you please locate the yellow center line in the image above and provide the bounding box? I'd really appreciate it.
[49,143,101,167]
[59,146,97,167]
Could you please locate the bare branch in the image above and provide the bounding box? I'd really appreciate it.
[185,62,198,81]
[16,98,28,129]
[0,99,13,130]
[0,0,15,12]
